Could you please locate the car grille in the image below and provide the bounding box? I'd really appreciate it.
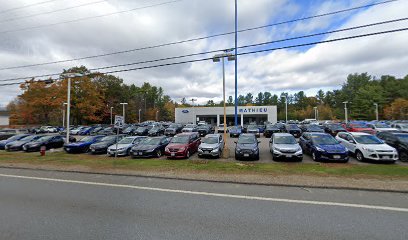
[280,149,297,153]
[327,149,345,153]
[201,148,213,151]
[377,150,393,153]
[169,148,179,152]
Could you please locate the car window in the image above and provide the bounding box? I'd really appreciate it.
[274,136,296,144]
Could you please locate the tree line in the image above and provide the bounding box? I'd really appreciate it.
[181,73,408,121]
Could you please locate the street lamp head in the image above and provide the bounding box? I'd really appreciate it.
[61,72,84,79]
[120,102,128,105]
[212,56,221,62]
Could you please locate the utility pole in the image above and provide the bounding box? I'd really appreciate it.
[343,101,349,123]
[374,103,379,121]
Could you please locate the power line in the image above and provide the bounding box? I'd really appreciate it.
[0,17,406,83]
[0,0,397,71]
[1,26,406,87]
[0,0,64,15]
[0,0,107,25]
[0,0,182,35]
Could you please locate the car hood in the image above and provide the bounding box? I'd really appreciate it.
[0,140,8,145]
[353,127,373,131]
[65,141,91,147]
[26,141,45,146]
[108,144,132,150]
[359,143,395,151]
[165,128,176,131]
[274,144,300,150]
[316,144,346,152]
[247,129,259,132]
[230,129,242,133]
[91,141,114,148]
[6,140,31,146]
[167,143,188,149]
[376,128,398,132]
[237,143,257,150]
[132,144,159,151]
[199,143,219,149]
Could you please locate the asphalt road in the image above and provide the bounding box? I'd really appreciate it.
[0,168,407,240]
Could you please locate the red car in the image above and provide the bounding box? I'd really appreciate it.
[343,123,375,135]
[165,132,201,159]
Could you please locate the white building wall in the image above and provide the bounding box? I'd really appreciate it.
[0,115,9,126]
[175,106,277,125]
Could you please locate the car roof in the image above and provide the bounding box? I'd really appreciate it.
[273,133,293,137]
[308,132,328,136]
[349,132,370,136]
[240,133,256,137]
[205,134,220,138]
[176,132,197,136]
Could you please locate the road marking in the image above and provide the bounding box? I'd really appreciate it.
[1,173,407,213]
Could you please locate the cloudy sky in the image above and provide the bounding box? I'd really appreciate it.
[0,0,407,106]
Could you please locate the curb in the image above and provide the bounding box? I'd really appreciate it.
[1,165,407,193]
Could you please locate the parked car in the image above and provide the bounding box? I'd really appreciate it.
[4,135,43,151]
[0,129,29,140]
[135,126,150,136]
[269,133,302,161]
[285,124,302,138]
[198,134,224,158]
[182,124,198,133]
[0,134,31,150]
[164,132,201,159]
[229,126,242,138]
[324,124,347,137]
[336,132,397,163]
[70,126,86,135]
[89,135,125,154]
[366,123,397,133]
[299,132,349,162]
[107,136,146,157]
[197,125,211,137]
[390,123,408,133]
[217,124,227,133]
[64,135,105,153]
[23,135,65,152]
[78,127,96,135]
[234,133,260,161]
[275,123,286,132]
[343,123,375,135]
[90,127,104,135]
[377,131,408,162]
[246,125,260,137]
[263,124,281,138]
[130,136,171,158]
[164,123,183,136]
[300,124,325,133]
[122,126,138,135]
[148,126,165,136]
[34,126,58,134]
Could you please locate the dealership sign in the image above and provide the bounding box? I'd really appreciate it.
[239,107,268,113]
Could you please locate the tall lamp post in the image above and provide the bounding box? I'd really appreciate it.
[282,95,288,123]
[213,49,236,158]
[110,107,113,125]
[374,103,379,121]
[343,101,349,123]
[120,103,128,123]
[313,107,317,120]
[61,72,83,144]
[138,109,142,123]
[62,102,67,128]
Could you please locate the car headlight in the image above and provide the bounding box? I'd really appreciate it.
[165,147,169,152]
[253,147,258,152]
[212,147,219,152]
[315,147,325,152]
[236,147,241,152]
[362,147,375,152]
[147,149,155,152]
[179,147,186,151]
[273,147,281,152]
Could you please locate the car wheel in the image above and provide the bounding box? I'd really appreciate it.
[186,150,190,159]
[235,154,239,160]
[255,154,260,161]
[312,151,318,161]
[156,150,162,158]
[400,151,408,162]
[356,150,365,162]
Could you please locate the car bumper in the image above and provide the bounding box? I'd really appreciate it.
[89,148,108,154]
[107,149,128,156]
[198,149,220,157]
[64,147,87,153]
[235,151,258,159]
[5,146,22,151]
[364,153,398,161]
[130,150,156,158]
[316,152,349,161]
[273,151,303,160]
[165,151,187,158]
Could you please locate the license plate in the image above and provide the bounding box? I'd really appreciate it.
[382,155,390,159]
[91,149,95,152]
[139,152,143,155]
[333,155,341,159]
[171,153,175,157]
[284,154,292,157]
[66,148,70,151]
[244,153,249,157]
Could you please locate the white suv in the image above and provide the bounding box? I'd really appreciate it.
[336,132,398,162]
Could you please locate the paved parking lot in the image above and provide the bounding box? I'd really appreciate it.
[69,134,408,165]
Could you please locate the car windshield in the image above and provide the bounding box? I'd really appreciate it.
[274,136,297,144]
[312,135,338,145]
[230,126,241,131]
[248,125,258,130]
[142,138,161,145]
[351,124,368,128]
[118,138,135,144]
[396,134,408,143]
[307,125,322,131]
[202,137,218,144]
[374,123,390,128]
[328,124,344,130]
[238,135,256,144]
[150,127,160,131]
[168,124,178,128]
[266,125,278,130]
[170,136,190,144]
[80,136,96,142]
[197,126,208,130]
[124,127,133,131]
[354,135,383,144]
[20,135,38,141]
[34,136,53,142]
[286,124,299,130]
[100,136,117,141]
[137,127,147,131]
[8,135,26,141]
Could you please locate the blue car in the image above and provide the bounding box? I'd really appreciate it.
[229,126,242,138]
[299,132,349,162]
[78,127,96,136]
[0,134,31,150]
[64,135,105,153]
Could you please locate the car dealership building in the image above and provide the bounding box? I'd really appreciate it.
[175,106,277,126]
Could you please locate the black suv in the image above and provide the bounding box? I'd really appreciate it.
[285,124,302,138]
[234,134,260,161]
[377,131,408,162]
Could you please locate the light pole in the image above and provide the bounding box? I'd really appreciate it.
[120,103,128,123]
[110,107,113,125]
[234,0,238,127]
[282,95,288,123]
[62,102,67,127]
[156,110,159,122]
[343,101,349,123]
[374,103,379,121]
[213,49,236,158]
[138,109,141,123]
[313,107,317,120]
[61,72,83,144]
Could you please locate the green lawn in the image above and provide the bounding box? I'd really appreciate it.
[0,151,407,179]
